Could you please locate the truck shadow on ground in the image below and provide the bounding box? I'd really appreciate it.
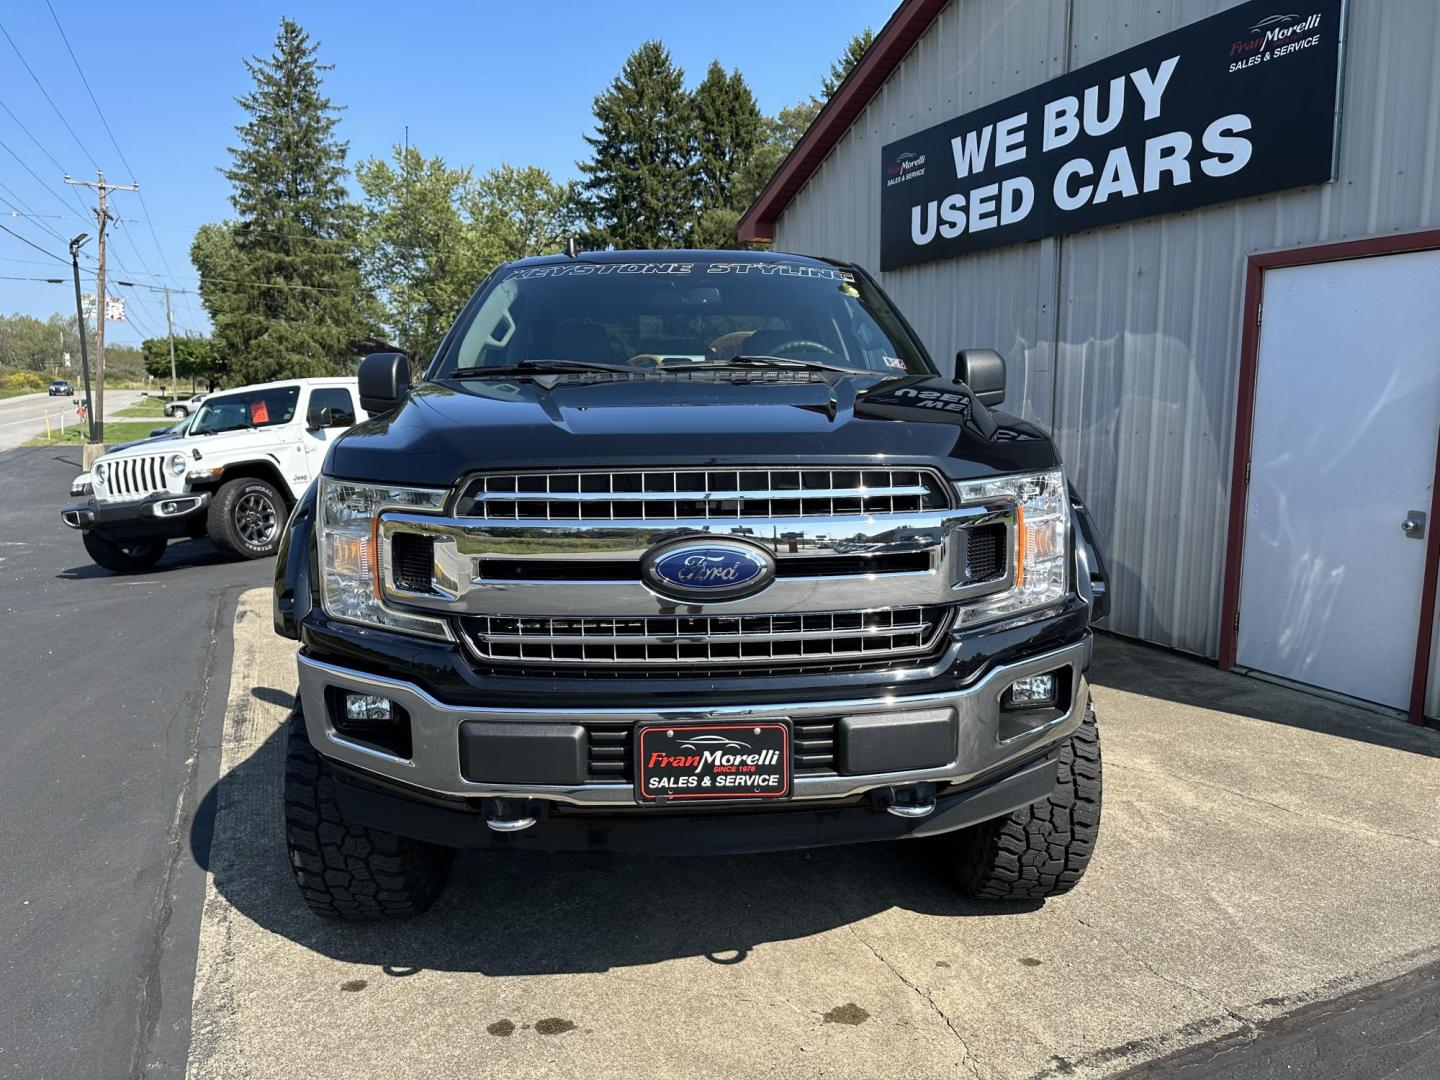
[57,538,239,580]
[190,720,1038,977]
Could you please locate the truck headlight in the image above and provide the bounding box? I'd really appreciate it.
[167,452,187,477]
[956,469,1068,626]
[317,477,450,638]
[93,462,108,483]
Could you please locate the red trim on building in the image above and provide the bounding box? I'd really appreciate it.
[736,0,950,244]
[1219,228,1440,724]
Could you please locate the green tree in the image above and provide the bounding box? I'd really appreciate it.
[467,164,580,264]
[0,313,88,374]
[731,102,822,220]
[141,336,224,390]
[579,40,698,249]
[356,146,477,362]
[820,28,875,98]
[356,149,579,362]
[691,62,763,248]
[195,18,373,385]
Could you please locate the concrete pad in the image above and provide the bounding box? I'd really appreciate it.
[187,590,1440,1079]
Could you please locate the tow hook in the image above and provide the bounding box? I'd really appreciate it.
[873,783,938,819]
[482,797,546,834]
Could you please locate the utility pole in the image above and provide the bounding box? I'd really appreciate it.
[68,233,96,445]
[66,172,138,444]
[117,280,181,396]
[163,286,177,396]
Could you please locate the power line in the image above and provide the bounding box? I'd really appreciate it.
[0,90,113,222]
[0,134,87,222]
[0,221,66,263]
[43,2,180,312]
[0,94,67,175]
[0,187,68,244]
[0,18,100,171]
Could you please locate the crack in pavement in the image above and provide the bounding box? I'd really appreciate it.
[1074,915,1258,1043]
[845,924,983,1079]
[1107,760,1440,849]
[126,585,238,1079]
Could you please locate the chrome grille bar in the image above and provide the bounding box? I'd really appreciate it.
[458,467,952,521]
[460,606,952,667]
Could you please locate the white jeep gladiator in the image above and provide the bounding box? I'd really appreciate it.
[62,377,367,573]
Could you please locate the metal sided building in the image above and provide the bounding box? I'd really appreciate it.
[740,0,1440,724]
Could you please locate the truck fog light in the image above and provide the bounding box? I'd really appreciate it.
[1003,673,1056,709]
[343,693,393,723]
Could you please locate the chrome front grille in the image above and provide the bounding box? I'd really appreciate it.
[100,453,170,501]
[460,605,952,668]
[457,467,952,521]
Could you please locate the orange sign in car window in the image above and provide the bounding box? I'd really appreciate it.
[250,399,270,424]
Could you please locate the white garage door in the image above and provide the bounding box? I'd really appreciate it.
[1236,249,1440,710]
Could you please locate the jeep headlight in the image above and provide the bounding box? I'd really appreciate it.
[956,469,1068,626]
[93,461,108,483]
[167,452,187,477]
[318,477,449,637]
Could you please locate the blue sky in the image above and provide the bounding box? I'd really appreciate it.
[0,0,893,347]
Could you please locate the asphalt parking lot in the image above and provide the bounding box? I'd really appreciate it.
[187,589,1440,1080]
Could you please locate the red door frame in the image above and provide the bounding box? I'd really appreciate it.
[1218,228,1440,725]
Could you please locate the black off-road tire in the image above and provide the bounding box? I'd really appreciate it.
[81,530,166,573]
[207,476,285,559]
[945,704,1102,900]
[283,711,453,920]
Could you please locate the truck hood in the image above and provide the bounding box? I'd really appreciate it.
[326,374,1060,487]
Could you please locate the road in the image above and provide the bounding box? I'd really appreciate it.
[1,444,1437,1079]
[0,389,147,451]
[0,445,270,1079]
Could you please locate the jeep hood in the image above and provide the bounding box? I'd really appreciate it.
[326,374,1060,487]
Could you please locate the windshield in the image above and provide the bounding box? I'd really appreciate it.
[432,259,932,377]
[191,385,299,435]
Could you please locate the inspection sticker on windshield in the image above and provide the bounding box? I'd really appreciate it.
[883,355,908,370]
[635,722,790,803]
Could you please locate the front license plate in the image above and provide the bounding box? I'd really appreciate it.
[634,721,791,803]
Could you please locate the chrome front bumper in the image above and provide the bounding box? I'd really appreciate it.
[296,639,1090,807]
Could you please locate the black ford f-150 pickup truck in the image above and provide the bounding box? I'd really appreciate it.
[273,249,1110,920]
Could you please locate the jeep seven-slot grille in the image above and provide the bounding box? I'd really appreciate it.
[100,453,171,501]
[457,467,952,520]
[584,720,837,782]
[460,606,951,668]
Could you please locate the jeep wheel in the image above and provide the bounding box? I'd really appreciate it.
[81,531,166,574]
[942,703,1102,900]
[207,477,284,559]
[283,711,453,920]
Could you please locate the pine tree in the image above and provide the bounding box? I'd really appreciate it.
[579,41,698,250]
[691,62,763,248]
[198,18,373,384]
[820,28,875,98]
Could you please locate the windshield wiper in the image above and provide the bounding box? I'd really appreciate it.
[714,355,875,376]
[448,359,624,378]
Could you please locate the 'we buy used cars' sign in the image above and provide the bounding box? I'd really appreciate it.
[878,0,1343,270]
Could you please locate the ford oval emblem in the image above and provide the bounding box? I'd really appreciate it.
[641,538,776,602]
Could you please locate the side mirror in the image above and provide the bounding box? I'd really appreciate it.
[306,406,335,431]
[955,348,1006,407]
[358,352,412,415]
